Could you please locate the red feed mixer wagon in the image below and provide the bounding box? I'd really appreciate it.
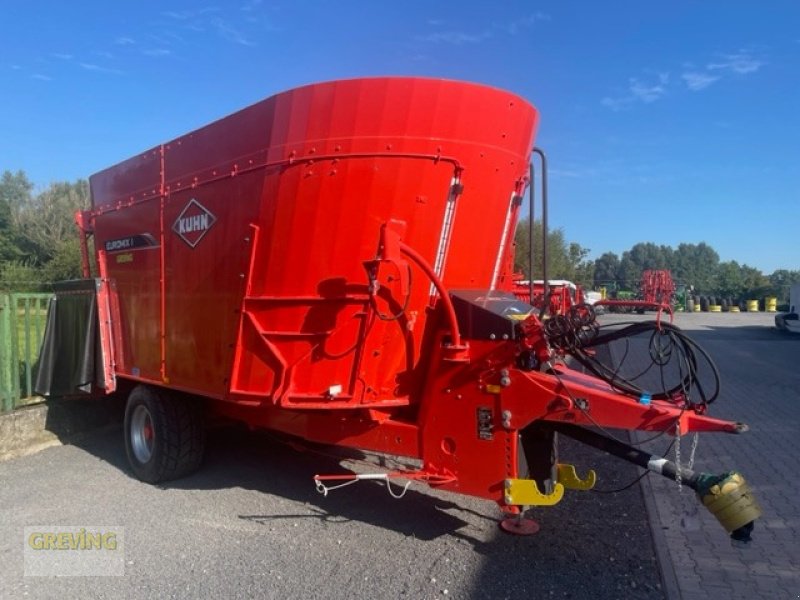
[36,77,760,540]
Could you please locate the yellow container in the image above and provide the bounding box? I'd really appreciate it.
[710,305,722,312]
[729,306,740,313]
[693,302,701,312]
[766,297,777,312]
[747,300,759,312]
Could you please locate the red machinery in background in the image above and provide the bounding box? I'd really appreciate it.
[595,270,677,320]
[35,77,760,541]
[640,269,676,306]
[512,278,585,316]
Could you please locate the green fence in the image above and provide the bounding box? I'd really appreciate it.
[0,293,53,413]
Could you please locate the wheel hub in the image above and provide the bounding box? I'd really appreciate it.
[130,404,155,463]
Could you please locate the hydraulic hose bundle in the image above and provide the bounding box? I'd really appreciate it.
[543,307,721,411]
[536,312,760,543]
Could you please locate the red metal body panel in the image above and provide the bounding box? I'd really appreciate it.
[88,78,537,404]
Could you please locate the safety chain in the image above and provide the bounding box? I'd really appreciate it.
[687,431,699,470]
[675,425,702,530]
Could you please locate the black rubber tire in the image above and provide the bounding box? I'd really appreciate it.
[124,385,205,483]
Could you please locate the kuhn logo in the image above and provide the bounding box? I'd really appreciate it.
[172,199,217,248]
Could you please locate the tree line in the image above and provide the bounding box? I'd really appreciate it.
[0,170,90,291]
[1,170,797,302]
[514,218,799,302]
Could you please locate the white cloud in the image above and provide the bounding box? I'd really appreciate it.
[602,73,667,110]
[211,18,256,46]
[80,62,123,75]
[115,36,135,45]
[682,71,720,91]
[423,13,549,44]
[603,47,765,109]
[601,96,632,111]
[629,74,668,103]
[52,53,73,60]
[241,0,262,11]
[549,168,583,179]
[142,48,171,57]
[163,7,219,20]
[31,73,52,81]
[507,12,551,35]
[421,30,492,45]
[161,31,186,44]
[163,10,191,19]
[10,64,22,70]
[707,50,765,74]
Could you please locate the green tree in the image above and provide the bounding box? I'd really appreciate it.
[715,260,745,299]
[593,251,621,288]
[1,176,90,289]
[768,270,800,302]
[670,242,719,293]
[13,179,89,267]
[618,242,672,290]
[0,170,33,212]
[0,170,33,262]
[513,218,592,286]
[568,242,595,288]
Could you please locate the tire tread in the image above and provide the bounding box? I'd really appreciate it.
[125,386,205,483]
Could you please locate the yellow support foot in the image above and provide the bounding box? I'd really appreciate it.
[557,464,597,491]
[504,479,564,506]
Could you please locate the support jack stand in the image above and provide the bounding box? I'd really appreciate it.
[499,512,540,535]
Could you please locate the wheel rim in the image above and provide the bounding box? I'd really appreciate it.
[130,404,155,464]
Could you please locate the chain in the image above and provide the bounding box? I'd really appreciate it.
[679,430,701,530]
[687,432,699,470]
[673,425,703,530]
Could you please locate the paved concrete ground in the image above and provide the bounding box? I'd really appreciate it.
[599,311,800,599]
[0,423,662,599]
[0,311,796,599]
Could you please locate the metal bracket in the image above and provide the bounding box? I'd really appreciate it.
[504,478,564,506]
[556,463,597,491]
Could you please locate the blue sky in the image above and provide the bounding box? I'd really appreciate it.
[1,2,798,273]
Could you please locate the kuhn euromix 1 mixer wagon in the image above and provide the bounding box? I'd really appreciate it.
[36,77,760,539]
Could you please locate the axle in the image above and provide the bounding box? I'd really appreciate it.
[551,422,762,543]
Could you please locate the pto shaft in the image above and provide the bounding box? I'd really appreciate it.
[550,423,761,543]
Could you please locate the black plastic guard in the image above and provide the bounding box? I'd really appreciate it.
[34,279,106,396]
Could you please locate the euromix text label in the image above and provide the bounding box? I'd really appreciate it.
[24,526,125,576]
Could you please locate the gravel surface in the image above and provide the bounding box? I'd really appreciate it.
[0,419,665,599]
